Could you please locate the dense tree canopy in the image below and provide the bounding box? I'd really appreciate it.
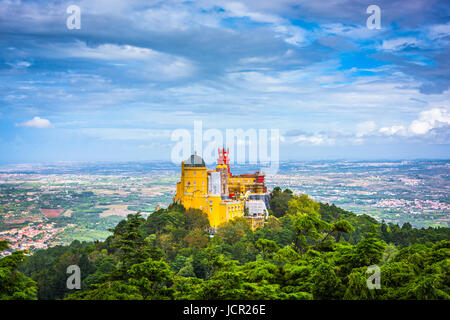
[0,241,37,300]
[3,188,447,300]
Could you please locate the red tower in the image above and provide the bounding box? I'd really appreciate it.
[217,147,231,174]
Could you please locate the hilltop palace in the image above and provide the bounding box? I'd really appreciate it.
[174,148,270,231]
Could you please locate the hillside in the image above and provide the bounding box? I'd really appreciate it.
[1,187,449,300]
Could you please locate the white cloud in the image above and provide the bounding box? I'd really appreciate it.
[321,23,376,39]
[427,22,450,40]
[381,37,420,51]
[293,134,335,146]
[50,41,195,80]
[379,125,405,136]
[356,121,376,137]
[67,42,158,60]
[7,61,32,68]
[17,117,52,129]
[377,108,450,137]
[223,2,281,24]
[408,108,450,135]
[135,3,220,31]
[222,1,307,46]
[274,24,306,46]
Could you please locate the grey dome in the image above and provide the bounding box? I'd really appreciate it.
[183,154,206,167]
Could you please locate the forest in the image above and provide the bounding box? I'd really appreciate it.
[1,187,449,300]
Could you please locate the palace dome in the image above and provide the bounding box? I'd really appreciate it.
[183,154,206,167]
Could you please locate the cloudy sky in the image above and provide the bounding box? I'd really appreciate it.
[0,0,449,164]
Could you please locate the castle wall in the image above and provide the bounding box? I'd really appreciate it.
[174,154,266,229]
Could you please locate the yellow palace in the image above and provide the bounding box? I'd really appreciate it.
[174,148,269,230]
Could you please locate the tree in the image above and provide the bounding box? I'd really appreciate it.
[184,208,210,231]
[0,240,9,251]
[354,233,386,267]
[128,258,175,299]
[0,242,37,300]
[231,240,257,264]
[407,274,450,299]
[177,256,196,278]
[216,217,252,246]
[141,207,184,235]
[66,281,142,300]
[310,263,342,300]
[83,256,116,289]
[286,194,319,216]
[172,276,204,299]
[292,211,331,253]
[199,269,246,299]
[183,228,209,248]
[110,213,155,279]
[269,187,293,217]
[240,260,279,284]
[255,239,280,260]
[344,269,377,300]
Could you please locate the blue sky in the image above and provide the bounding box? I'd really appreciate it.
[0,0,449,164]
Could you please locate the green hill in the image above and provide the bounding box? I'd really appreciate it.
[1,187,448,300]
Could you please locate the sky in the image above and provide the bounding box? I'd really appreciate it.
[0,0,449,164]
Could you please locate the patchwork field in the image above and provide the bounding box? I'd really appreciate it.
[98,204,134,217]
